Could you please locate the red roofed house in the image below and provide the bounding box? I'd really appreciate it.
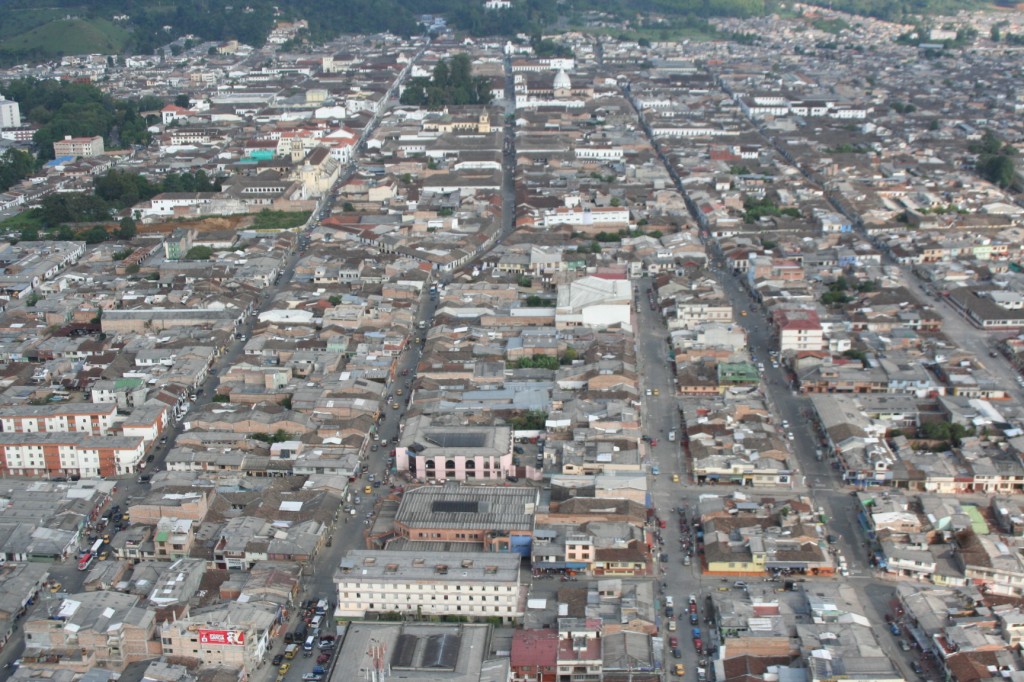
[161,105,191,125]
[511,629,559,682]
[774,309,824,353]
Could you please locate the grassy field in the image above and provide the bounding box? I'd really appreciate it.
[0,8,69,41]
[0,17,131,58]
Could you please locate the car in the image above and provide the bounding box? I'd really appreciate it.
[911,662,923,675]
[650,439,658,447]
[278,663,291,675]
[652,388,660,396]
[49,582,62,592]
[741,310,748,316]
[672,473,680,483]
[733,581,747,589]
[669,636,679,648]
[98,552,109,561]
[672,647,682,659]
[694,637,703,651]
[396,388,404,396]
[689,595,697,604]
[898,640,911,652]
[391,402,400,409]
[645,389,652,396]
[781,420,789,428]
[302,675,323,682]
[675,664,686,677]
[667,620,677,632]
[692,627,701,640]
[787,432,795,441]
[317,653,332,664]
[890,623,901,635]
[371,443,378,452]
[665,606,674,618]
[272,654,284,665]
[826,534,838,544]
[146,454,155,463]
[689,612,698,624]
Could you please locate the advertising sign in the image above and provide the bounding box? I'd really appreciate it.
[199,629,245,646]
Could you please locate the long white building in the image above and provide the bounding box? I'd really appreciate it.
[335,550,524,623]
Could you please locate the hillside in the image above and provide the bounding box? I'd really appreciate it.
[0,17,130,61]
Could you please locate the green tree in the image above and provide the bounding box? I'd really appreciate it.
[174,94,191,108]
[83,225,109,244]
[116,216,137,240]
[185,245,214,260]
[0,148,35,192]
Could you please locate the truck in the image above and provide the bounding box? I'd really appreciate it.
[77,553,94,571]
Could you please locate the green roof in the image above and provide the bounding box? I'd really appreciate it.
[717,362,759,384]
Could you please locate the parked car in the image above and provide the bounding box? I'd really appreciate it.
[271,654,284,666]
[890,623,901,635]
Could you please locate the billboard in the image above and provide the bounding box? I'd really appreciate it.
[199,629,245,646]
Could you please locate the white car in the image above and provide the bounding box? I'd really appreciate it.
[787,432,795,441]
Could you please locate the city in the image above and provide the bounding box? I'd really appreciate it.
[0,3,1021,682]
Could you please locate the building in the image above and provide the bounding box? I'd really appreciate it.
[0,562,49,650]
[0,98,20,129]
[331,622,506,682]
[395,416,513,482]
[0,433,145,478]
[159,601,276,673]
[774,309,825,352]
[52,135,105,158]
[335,550,524,622]
[393,485,537,556]
[23,592,156,672]
[0,403,117,436]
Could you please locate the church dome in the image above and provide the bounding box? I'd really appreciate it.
[553,69,572,90]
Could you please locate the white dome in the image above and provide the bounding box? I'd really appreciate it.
[553,69,572,90]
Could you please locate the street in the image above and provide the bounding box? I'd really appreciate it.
[631,267,925,680]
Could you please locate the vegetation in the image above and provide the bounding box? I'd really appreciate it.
[252,428,293,444]
[399,54,491,108]
[184,246,214,260]
[0,149,35,192]
[0,79,152,160]
[524,295,553,307]
[515,355,561,370]
[820,277,853,306]
[2,169,219,245]
[508,410,547,431]
[919,421,974,447]
[742,197,800,223]
[970,130,1019,189]
[251,210,312,231]
[212,394,231,403]
[0,17,131,65]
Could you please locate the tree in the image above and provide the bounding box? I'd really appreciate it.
[509,410,548,430]
[83,225,109,244]
[560,347,578,364]
[0,148,35,192]
[174,94,191,108]
[116,216,137,240]
[184,245,213,260]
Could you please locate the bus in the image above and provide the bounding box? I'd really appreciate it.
[78,553,94,571]
[90,539,103,555]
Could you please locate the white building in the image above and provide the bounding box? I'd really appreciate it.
[0,404,117,436]
[0,99,21,129]
[555,275,633,331]
[335,550,524,623]
[0,433,146,478]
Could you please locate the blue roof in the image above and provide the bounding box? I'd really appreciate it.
[45,156,76,167]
